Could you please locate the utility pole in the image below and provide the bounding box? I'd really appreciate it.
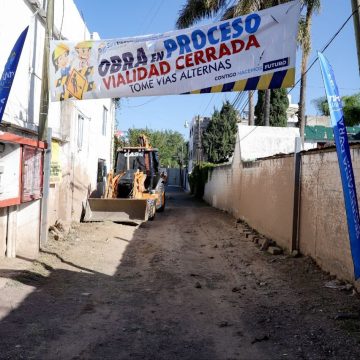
[248,91,254,126]
[39,0,54,248]
[197,115,202,165]
[38,0,54,141]
[264,89,270,126]
[351,0,360,76]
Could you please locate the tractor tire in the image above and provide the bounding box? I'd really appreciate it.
[158,192,166,212]
[148,200,156,221]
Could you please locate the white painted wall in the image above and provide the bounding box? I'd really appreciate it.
[0,207,7,257]
[0,0,114,162]
[0,143,21,201]
[16,200,41,259]
[238,125,300,160]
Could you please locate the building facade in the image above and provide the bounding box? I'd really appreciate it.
[0,0,115,259]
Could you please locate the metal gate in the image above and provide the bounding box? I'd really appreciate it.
[166,168,181,186]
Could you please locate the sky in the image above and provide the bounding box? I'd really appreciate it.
[73,0,360,138]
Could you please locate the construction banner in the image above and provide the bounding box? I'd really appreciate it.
[50,1,300,101]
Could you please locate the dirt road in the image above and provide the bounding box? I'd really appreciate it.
[1,187,360,359]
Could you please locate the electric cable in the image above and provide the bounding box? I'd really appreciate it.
[234,5,360,115]
[122,97,160,108]
[288,4,360,94]
[140,0,165,34]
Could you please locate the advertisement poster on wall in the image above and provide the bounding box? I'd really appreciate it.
[50,141,61,184]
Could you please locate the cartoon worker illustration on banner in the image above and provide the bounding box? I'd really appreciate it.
[51,41,95,100]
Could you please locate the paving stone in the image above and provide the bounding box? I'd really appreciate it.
[259,238,272,251]
[268,246,283,255]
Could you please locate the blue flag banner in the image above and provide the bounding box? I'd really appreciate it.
[318,51,360,279]
[0,26,29,122]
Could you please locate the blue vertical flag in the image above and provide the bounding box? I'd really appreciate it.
[0,26,29,122]
[318,51,360,279]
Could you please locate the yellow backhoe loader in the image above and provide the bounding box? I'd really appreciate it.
[83,135,166,223]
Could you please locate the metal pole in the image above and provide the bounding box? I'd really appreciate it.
[264,89,270,126]
[38,0,54,141]
[248,91,254,126]
[351,0,360,76]
[198,115,202,165]
[291,137,302,251]
[40,128,52,248]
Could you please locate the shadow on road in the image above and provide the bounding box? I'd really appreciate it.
[0,187,360,360]
[0,188,218,360]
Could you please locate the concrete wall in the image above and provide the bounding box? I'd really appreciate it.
[49,98,115,224]
[204,126,360,282]
[0,208,7,257]
[298,148,360,280]
[238,156,294,249]
[205,132,294,250]
[306,115,331,127]
[16,200,41,259]
[238,125,299,161]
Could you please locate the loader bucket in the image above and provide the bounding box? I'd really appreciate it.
[83,198,149,223]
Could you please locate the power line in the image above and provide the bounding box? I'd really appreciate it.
[141,0,165,34]
[233,5,360,117]
[233,92,246,109]
[236,6,359,116]
[122,97,160,108]
[201,94,216,115]
[288,5,360,94]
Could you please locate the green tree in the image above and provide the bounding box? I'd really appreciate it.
[343,94,360,126]
[127,128,186,167]
[202,101,238,163]
[255,90,265,125]
[113,134,124,168]
[312,96,330,116]
[176,0,227,28]
[270,88,289,126]
[313,93,360,126]
[255,89,289,126]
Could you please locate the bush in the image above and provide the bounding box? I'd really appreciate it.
[189,163,215,198]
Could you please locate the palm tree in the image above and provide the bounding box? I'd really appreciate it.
[176,0,228,29]
[176,0,288,127]
[298,0,321,145]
